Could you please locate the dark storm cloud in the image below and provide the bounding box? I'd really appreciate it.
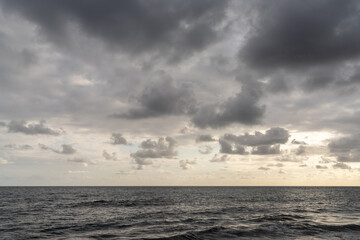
[115,80,196,119]
[39,143,76,154]
[195,134,216,143]
[179,159,196,170]
[131,137,177,168]
[2,0,229,62]
[4,144,33,150]
[191,82,265,128]
[109,133,128,145]
[223,127,289,146]
[6,120,63,135]
[240,0,360,69]
[252,144,281,155]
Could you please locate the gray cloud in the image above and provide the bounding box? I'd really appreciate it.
[191,82,265,128]
[110,133,128,145]
[223,127,289,146]
[131,137,177,169]
[296,145,306,155]
[258,166,270,171]
[333,162,351,170]
[219,139,248,155]
[276,155,306,163]
[39,143,76,154]
[210,154,229,163]
[195,134,216,143]
[316,165,328,170]
[0,121,6,127]
[252,144,281,155]
[179,159,196,170]
[198,145,213,155]
[2,0,229,63]
[102,150,118,161]
[240,0,360,70]
[4,144,33,150]
[6,120,62,135]
[67,158,93,166]
[115,80,196,119]
[328,134,360,162]
[219,127,288,155]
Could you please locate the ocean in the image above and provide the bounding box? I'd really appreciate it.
[1,187,360,239]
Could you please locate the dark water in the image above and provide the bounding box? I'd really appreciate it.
[1,187,360,239]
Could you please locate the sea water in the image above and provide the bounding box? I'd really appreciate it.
[1,187,360,239]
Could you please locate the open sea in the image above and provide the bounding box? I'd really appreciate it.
[1,187,360,239]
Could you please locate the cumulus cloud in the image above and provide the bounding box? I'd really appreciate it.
[252,144,281,155]
[210,154,229,163]
[2,0,229,63]
[191,82,265,128]
[219,139,248,155]
[195,134,216,143]
[109,133,128,145]
[6,120,63,135]
[198,145,213,154]
[219,127,288,155]
[179,159,196,170]
[39,144,76,154]
[4,144,33,150]
[114,80,196,119]
[131,137,177,169]
[240,0,360,70]
[223,127,289,146]
[333,162,351,170]
[102,150,118,161]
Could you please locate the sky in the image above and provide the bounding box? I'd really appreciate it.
[0,0,360,186]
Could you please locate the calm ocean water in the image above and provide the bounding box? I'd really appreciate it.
[1,187,360,239]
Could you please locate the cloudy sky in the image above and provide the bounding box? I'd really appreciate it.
[1,0,360,186]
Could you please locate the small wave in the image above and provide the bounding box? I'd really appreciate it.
[142,225,289,240]
[315,223,360,232]
[250,213,307,222]
[72,198,174,208]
